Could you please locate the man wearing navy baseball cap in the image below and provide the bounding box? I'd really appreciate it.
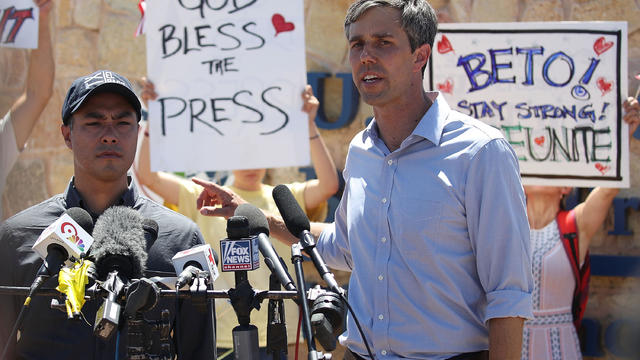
[0,70,215,359]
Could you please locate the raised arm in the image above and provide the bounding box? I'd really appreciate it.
[302,85,339,210]
[134,78,184,205]
[574,97,639,262]
[10,0,54,149]
[574,187,619,262]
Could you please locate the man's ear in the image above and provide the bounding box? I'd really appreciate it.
[61,124,72,149]
[413,43,431,73]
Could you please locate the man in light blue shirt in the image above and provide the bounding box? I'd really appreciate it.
[194,0,533,359]
[318,89,533,359]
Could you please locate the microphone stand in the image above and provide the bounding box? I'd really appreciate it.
[0,282,301,359]
[291,243,328,360]
[267,274,288,359]
[206,276,218,360]
[0,285,299,300]
[229,270,260,360]
[187,271,217,360]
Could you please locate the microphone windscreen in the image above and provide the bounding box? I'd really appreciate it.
[65,207,94,235]
[226,216,249,240]
[272,184,310,236]
[91,206,148,281]
[235,203,270,236]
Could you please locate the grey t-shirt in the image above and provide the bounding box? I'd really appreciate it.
[0,111,20,221]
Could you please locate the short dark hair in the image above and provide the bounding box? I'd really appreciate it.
[344,0,438,52]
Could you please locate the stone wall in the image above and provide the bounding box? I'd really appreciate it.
[1,0,639,358]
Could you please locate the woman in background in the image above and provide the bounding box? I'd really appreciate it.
[521,96,640,359]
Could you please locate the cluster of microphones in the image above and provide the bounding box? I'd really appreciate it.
[2,185,349,360]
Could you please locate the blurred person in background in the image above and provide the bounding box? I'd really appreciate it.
[521,96,640,360]
[1,0,55,221]
[135,79,339,359]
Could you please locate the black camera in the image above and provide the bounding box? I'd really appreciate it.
[308,285,346,351]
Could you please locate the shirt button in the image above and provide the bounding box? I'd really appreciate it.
[381,350,387,356]
[378,275,383,281]
[387,159,393,165]
[381,237,387,243]
[378,314,384,320]
[382,198,387,203]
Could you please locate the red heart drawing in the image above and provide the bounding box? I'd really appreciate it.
[437,78,453,94]
[534,136,545,146]
[596,77,613,96]
[593,36,614,56]
[272,14,295,36]
[437,35,454,54]
[595,163,611,175]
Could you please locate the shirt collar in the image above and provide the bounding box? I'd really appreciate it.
[64,175,139,220]
[364,92,451,147]
[411,91,450,146]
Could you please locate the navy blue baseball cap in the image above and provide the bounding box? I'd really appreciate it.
[61,70,142,125]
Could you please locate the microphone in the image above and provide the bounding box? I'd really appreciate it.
[32,207,94,278]
[234,203,296,292]
[142,218,159,245]
[90,206,147,281]
[90,206,148,340]
[0,208,95,360]
[172,244,219,288]
[25,207,95,303]
[272,185,342,295]
[220,216,260,272]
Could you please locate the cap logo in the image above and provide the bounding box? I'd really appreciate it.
[83,71,126,90]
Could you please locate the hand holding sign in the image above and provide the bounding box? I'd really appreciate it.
[623,96,640,137]
[139,77,158,108]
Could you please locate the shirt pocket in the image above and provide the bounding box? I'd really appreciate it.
[393,196,442,253]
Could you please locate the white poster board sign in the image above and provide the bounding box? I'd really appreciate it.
[146,0,308,172]
[425,22,628,187]
[0,0,38,49]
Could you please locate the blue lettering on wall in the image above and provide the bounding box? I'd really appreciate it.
[609,197,640,235]
[307,72,360,130]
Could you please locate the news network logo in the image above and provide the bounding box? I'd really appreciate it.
[60,221,85,252]
[220,238,259,272]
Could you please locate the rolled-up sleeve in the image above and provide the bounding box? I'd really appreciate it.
[465,138,533,322]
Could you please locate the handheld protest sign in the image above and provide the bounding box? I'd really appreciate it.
[145,0,308,172]
[425,22,629,187]
[0,0,39,49]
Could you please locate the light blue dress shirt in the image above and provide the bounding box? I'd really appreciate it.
[317,93,533,359]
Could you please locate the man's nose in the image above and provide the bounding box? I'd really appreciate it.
[100,125,118,144]
[360,45,376,64]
